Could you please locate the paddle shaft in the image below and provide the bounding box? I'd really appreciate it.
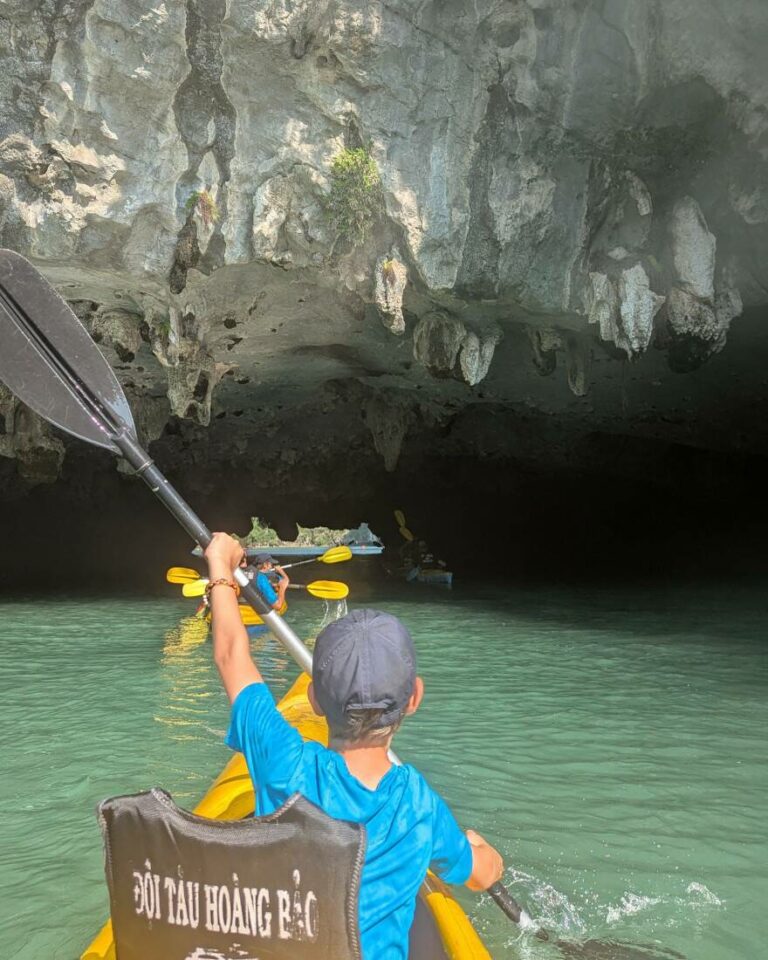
[279,555,327,570]
[489,875,548,939]
[251,547,350,572]
[488,882,522,923]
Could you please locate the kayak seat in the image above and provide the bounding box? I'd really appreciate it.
[97,787,365,960]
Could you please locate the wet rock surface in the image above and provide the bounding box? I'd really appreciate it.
[0,0,767,580]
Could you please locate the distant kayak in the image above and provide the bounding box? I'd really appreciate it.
[194,600,287,625]
[192,543,384,558]
[250,544,384,558]
[416,568,453,587]
[388,564,454,587]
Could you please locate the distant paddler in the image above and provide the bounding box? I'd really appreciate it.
[248,551,290,612]
[195,553,290,620]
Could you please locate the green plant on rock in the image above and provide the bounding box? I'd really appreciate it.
[243,517,350,547]
[294,524,345,546]
[244,516,282,546]
[151,313,172,337]
[185,189,220,228]
[326,146,383,242]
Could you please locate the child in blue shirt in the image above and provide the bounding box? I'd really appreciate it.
[205,533,504,959]
[247,550,289,610]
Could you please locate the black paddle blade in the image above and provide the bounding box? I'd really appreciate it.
[0,249,136,451]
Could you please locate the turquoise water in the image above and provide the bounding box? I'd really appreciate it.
[0,585,766,959]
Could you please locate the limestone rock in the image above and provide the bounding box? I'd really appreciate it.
[0,389,65,486]
[589,171,653,262]
[116,392,172,475]
[0,0,766,320]
[364,393,411,472]
[166,353,231,426]
[412,312,466,377]
[664,256,742,370]
[730,183,768,226]
[666,287,721,346]
[670,197,716,301]
[459,324,502,387]
[411,311,500,386]
[617,264,666,356]
[374,252,408,335]
[90,308,142,364]
[250,167,331,268]
[627,173,653,218]
[715,283,744,332]
[585,273,620,348]
[587,265,665,359]
[566,336,591,398]
[0,0,765,487]
[527,327,561,376]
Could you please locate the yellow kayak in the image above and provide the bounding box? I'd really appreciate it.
[195,600,288,626]
[81,673,491,960]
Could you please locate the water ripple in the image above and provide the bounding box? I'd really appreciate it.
[0,586,765,959]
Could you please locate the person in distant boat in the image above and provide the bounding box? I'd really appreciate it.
[418,540,434,565]
[251,551,290,611]
[401,538,435,568]
[398,537,420,567]
[415,539,447,570]
[204,532,504,960]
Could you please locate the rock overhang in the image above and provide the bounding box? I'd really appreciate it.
[0,0,766,496]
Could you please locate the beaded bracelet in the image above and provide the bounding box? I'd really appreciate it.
[205,577,238,597]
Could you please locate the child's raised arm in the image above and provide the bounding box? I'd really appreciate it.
[273,564,291,608]
[205,532,263,702]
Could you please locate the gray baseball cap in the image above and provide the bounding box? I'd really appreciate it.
[312,609,417,730]
[253,552,276,564]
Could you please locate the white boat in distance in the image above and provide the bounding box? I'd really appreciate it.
[194,523,384,559]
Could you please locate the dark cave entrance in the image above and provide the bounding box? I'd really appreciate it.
[1,434,767,592]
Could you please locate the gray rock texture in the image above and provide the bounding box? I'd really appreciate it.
[0,0,767,486]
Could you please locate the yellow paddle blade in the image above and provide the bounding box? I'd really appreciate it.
[319,545,352,564]
[166,566,202,584]
[399,525,414,541]
[394,509,406,527]
[306,580,349,600]
[182,579,208,597]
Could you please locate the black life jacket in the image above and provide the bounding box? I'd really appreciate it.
[98,788,365,960]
